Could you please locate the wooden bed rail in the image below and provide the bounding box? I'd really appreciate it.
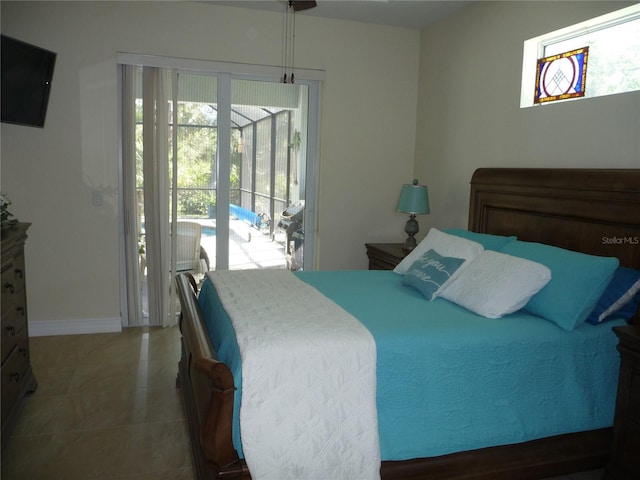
[175,273,245,476]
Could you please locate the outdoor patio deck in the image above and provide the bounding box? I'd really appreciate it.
[198,218,288,271]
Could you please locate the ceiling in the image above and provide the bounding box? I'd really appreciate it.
[212,1,473,29]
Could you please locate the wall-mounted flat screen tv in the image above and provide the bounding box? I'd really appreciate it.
[1,35,56,128]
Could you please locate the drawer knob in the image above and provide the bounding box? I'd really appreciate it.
[14,268,23,279]
[4,282,14,294]
[10,372,20,382]
[17,306,25,316]
[5,325,15,336]
[18,347,27,357]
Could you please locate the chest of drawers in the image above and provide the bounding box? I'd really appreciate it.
[1,223,37,444]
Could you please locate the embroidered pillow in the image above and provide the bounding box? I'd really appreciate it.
[402,249,465,300]
[394,227,483,275]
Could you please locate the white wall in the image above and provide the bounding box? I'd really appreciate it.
[1,1,420,332]
[415,1,640,232]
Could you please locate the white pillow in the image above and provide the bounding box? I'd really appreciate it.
[437,250,552,319]
[394,227,484,276]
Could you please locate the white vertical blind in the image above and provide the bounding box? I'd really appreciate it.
[120,64,142,326]
[142,67,172,327]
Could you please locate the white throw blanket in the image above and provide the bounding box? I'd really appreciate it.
[208,270,380,480]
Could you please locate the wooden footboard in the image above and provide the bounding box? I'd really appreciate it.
[175,273,249,479]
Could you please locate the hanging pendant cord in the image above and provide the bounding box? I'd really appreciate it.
[283,1,289,83]
[291,4,296,84]
[283,1,296,84]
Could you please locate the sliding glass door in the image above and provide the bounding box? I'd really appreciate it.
[227,79,310,271]
[119,58,319,327]
[172,74,312,272]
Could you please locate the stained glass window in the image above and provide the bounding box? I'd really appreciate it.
[522,5,639,108]
[534,47,589,104]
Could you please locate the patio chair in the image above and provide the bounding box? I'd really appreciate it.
[175,221,206,275]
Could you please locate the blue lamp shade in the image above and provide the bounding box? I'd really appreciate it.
[395,180,430,214]
[396,179,430,251]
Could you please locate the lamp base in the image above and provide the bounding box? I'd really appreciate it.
[403,214,419,252]
[403,236,417,252]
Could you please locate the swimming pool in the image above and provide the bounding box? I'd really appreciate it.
[202,226,216,237]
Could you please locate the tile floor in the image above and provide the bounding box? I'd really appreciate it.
[1,327,605,480]
[1,326,192,480]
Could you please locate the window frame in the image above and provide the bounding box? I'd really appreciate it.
[520,3,640,108]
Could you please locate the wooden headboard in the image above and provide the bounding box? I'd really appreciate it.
[469,168,640,270]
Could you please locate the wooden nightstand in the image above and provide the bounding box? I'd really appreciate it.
[604,325,640,479]
[365,243,408,270]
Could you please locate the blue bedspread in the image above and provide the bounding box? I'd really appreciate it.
[198,270,623,461]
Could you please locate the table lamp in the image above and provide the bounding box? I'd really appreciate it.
[396,179,430,251]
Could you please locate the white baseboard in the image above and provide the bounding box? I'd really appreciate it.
[29,317,123,337]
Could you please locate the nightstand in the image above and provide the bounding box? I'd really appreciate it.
[365,243,408,270]
[604,325,640,479]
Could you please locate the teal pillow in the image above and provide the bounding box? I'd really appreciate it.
[444,228,516,251]
[402,249,465,301]
[500,240,619,331]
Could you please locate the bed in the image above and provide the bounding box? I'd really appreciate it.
[176,168,640,480]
